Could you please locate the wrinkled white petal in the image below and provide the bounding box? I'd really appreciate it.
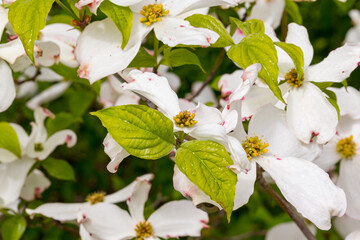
[103,134,130,173]
[266,222,316,240]
[123,70,180,117]
[26,203,85,222]
[41,23,80,67]
[337,157,360,220]
[75,18,150,84]
[20,169,51,201]
[79,203,136,239]
[306,43,360,83]
[257,156,346,230]
[0,157,35,206]
[249,105,322,161]
[248,0,285,29]
[154,17,219,47]
[0,60,16,112]
[127,180,151,223]
[105,173,153,203]
[287,82,338,144]
[26,81,71,110]
[330,87,360,119]
[148,200,209,238]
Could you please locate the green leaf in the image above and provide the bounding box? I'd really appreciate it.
[161,48,205,72]
[46,112,82,136]
[99,0,132,49]
[175,140,237,221]
[186,14,234,48]
[46,14,73,25]
[92,105,176,159]
[322,89,340,119]
[228,33,284,103]
[274,42,304,81]
[0,122,21,157]
[1,215,27,240]
[8,0,55,62]
[310,81,334,90]
[65,0,80,18]
[230,18,265,36]
[128,47,157,68]
[42,158,75,180]
[342,79,348,91]
[285,0,303,25]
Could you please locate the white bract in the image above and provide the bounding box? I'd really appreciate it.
[26,174,153,239]
[314,115,360,220]
[247,0,285,29]
[75,0,244,83]
[175,105,346,230]
[275,23,360,144]
[78,176,209,240]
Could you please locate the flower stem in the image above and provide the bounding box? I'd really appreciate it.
[187,48,225,101]
[54,0,81,22]
[256,164,316,240]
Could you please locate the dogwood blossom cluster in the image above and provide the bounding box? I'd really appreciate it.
[0,0,360,239]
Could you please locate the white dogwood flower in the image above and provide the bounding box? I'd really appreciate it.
[314,115,360,220]
[175,105,346,230]
[78,177,209,240]
[75,0,243,83]
[276,23,360,144]
[27,174,153,239]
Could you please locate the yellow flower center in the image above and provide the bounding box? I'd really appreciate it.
[140,3,169,26]
[34,143,44,152]
[135,221,153,240]
[86,191,105,205]
[173,111,197,128]
[285,68,304,88]
[242,136,269,160]
[336,135,356,159]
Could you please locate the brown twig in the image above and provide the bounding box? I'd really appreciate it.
[256,164,316,240]
[186,49,225,101]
